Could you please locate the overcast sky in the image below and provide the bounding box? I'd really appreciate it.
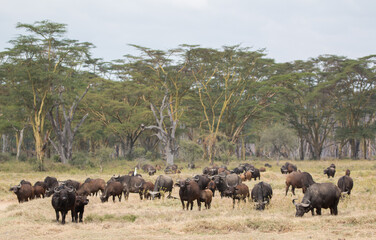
[1,0,375,63]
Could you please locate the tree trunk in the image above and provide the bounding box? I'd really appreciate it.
[349,139,360,159]
[363,138,367,159]
[16,128,25,161]
[2,134,9,153]
[299,137,305,160]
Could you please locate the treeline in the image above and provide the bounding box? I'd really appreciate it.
[1,20,376,169]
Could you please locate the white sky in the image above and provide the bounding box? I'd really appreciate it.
[1,0,375,63]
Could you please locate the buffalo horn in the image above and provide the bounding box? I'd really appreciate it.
[17,184,21,189]
[54,187,61,193]
[67,187,75,192]
[300,200,310,207]
[135,181,143,188]
[292,198,298,206]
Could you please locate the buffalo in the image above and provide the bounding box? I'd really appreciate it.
[324,167,336,178]
[175,179,201,211]
[44,176,59,197]
[249,168,261,181]
[164,164,180,174]
[10,181,34,203]
[149,175,174,199]
[199,189,213,209]
[51,185,76,224]
[140,181,154,200]
[206,180,216,197]
[285,171,315,196]
[281,162,297,174]
[141,164,157,176]
[74,194,89,223]
[77,178,105,196]
[107,175,145,200]
[212,173,242,198]
[193,174,211,190]
[223,183,250,208]
[251,182,273,210]
[337,174,354,195]
[33,181,46,198]
[293,182,341,217]
[100,181,125,203]
[345,169,351,176]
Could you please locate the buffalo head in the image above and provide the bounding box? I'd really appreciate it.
[292,199,311,217]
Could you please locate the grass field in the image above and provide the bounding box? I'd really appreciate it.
[0,159,376,240]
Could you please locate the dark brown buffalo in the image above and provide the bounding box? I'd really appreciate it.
[100,181,125,203]
[164,164,180,174]
[251,182,273,210]
[142,164,157,176]
[293,183,341,217]
[175,179,201,211]
[264,163,272,168]
[285,171,315,196]
[10,181,34,203]
[203,166,219,176]
[345,169,351,176]
[140,181,154,200]
[337,175,354,195]
[187,163,196,169]
[324,167,336,178]
[199,189,213,209]
[193,174,210,190]
[77,178,105,196]
[33,186,45,199]
[223,183,250,208]
[249,168,260,181]
[206,180,216,197]
[44,176,58,197]
[244,171,252,181]
[52,185,76,224]
[281,162,297,174]
[73,194,89,222]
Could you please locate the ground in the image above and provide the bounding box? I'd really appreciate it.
[0,159,375,240]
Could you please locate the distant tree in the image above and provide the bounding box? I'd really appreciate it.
[259,123,298,164]
[1,20,94,169]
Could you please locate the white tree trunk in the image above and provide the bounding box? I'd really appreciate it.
[16,128,25,161]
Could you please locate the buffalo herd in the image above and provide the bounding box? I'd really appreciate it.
[9,162,355,224]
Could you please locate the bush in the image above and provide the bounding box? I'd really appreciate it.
[71,152,95,169]
[0,153,10,162]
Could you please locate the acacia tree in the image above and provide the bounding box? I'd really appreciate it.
[85,79,150,159]
[332,55,376,159]
[48,84,90,164]
[277,57,339,160]
[1,20,93,169]
[122,45,195,165]
[188,46,276,163]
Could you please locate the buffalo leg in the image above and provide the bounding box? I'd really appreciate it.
[113,195,115,202]
[61,211,67,224]
[311,209,314,216]
[79,209,84,222]
[55,210,60,222]
[233,198,236,209]
[316,208,321,215]
[197,199,201,211]
[332,206,338,215]
[181,199,185,210]
[285,185,290,196]
[118,194,121,202]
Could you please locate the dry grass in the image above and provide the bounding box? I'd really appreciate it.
[1,160,376,240]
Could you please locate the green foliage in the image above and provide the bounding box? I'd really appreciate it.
[179,139,203,163]
[71,152,95,169]
[259,123,298,159]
